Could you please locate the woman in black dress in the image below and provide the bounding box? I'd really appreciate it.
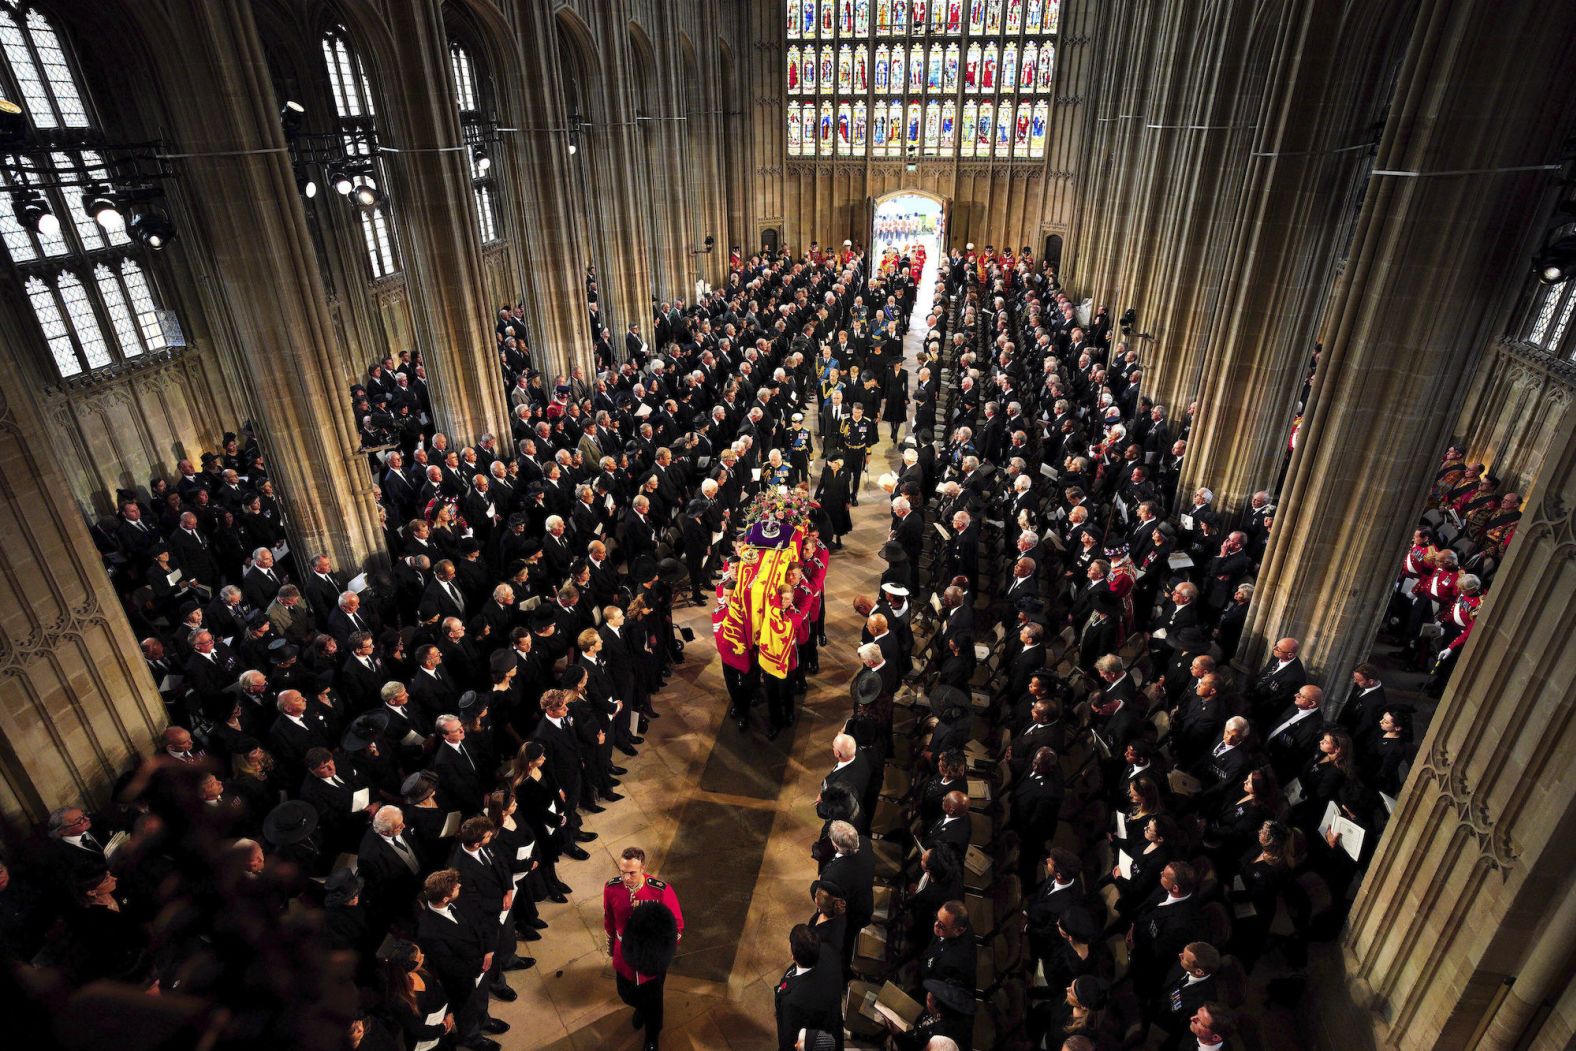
[1203,768,1280,881]
[484,788,547,940]
[399,770,453,873]
[1040,907,1115,998]
[507,741,573,901]
[814,455,853,547]
[1290,729,1354,836]
[1227,819,1297,970]
[1110,813,1177,918]
[377,940,453,1050]
[1358,709,1413,797]
[806,880,849,979]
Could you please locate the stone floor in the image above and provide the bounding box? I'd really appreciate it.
[494,260,941,1049]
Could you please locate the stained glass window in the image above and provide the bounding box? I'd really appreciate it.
[0,2,177,378]
[788,0,1050,159]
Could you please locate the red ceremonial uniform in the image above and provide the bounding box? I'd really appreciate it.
[603,874,684,984]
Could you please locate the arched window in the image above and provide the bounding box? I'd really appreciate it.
[0,1,171,379]
[448,40,498,245]
[321,25,399,279]
[784,0,1056,160]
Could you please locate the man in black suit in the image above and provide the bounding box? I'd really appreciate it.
[409,645,461,727]
[942,510,980,584]
[889,496,925,568]
[204,586,251,644]
[1010,747,1063,886]
[531,690,593,860]
[1337,662,1390,750]
[933,586,975,660]
[44,805,109,891]
[1171,671,1229,768]
[1246,636,1309,723]
[302,554,345,628]
[1187,717,1253,802]
[299,746,373,855]
[921,791,973,860]
[1153,942,1223,1048]
[431,713,487,816]
[337,632,384,712]
[619,496,660,567]
[357,805,424,933]
[1264,684,1327,782]
[183,628,242,715]
[168,511,220,591]
[420,560,471,622]
[915,900,977,992]
[1025,849,1090,975]
[818,820,875,969]
[242,547,285,610]
[1150,581,1212,683]
[326,591,376,651]
[416,869,508,1050]
[1130,862,1206,998]
[450,817,533,1002]
[268,689,333,787]
[775,924,845,1051]
[820,734,872,818]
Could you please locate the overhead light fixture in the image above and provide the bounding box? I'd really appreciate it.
[1533,233,1576,285]
[297,171,318,198]
[130,210,176,250]
[330,166,355,196]
[351,181,382,208]
[10,189,59,237]
[472,145,490,172]
[0,96,25,145]
[280,100,305,136]
[568,140,577,155]
[84,186,124,232]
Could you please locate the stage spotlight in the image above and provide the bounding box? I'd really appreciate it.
[351,181,383,208]
[130,210,176,250]
[297,172,318,199]
[330,166,355,196]
[472,145,490,172]
[84,186,124,232]
[11,189,59,237]
[280,100,305,135]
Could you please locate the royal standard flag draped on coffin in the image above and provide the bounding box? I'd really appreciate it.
[713,489,818,677]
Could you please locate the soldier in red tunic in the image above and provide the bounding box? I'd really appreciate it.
[603,845,684,1050]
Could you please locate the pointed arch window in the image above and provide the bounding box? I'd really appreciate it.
[322,24,401,278]
[0,2,175,379]
[447,39,500,245]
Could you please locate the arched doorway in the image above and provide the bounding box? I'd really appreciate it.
[870,189,948,289]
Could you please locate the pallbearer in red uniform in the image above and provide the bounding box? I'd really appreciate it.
[603,846,683,1051]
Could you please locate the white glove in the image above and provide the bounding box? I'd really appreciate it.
[1437,648,1452,661]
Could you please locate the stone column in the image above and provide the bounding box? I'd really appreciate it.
[1126,0,1268,409]
[0,381,163,824]
[1237,0,1576,681]
[135,0,384,570]
[500,1,596,379]
[581,1,655,341]
[378,0,511,445]
[1336,406,1576,1051]
[1177,0,1411,512]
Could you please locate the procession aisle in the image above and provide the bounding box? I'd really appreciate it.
[509,254,940,1050]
